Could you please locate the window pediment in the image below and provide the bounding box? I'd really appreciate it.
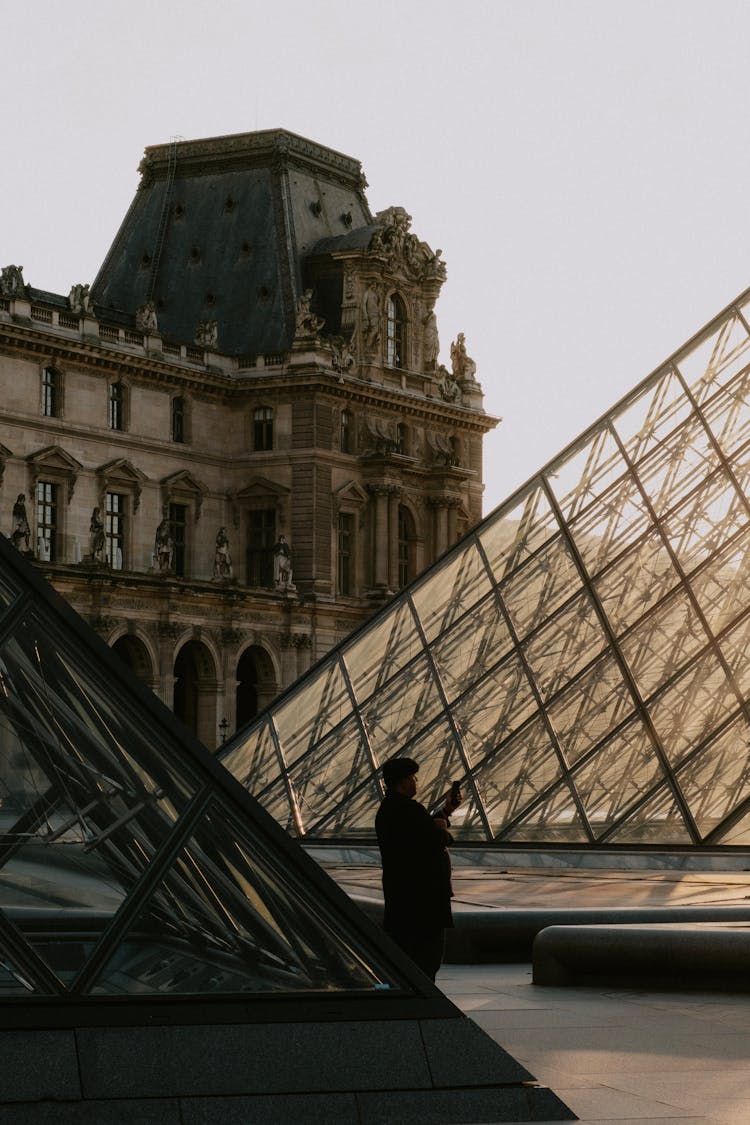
[231,477,289,527]
[161,470,208,520]
[97,458,148,510]
[27,445,82,501]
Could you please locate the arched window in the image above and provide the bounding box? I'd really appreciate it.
[386,294,407,369]
[397,505,417,588]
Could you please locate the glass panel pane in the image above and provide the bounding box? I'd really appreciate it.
[310,779,383,838]
[675,314,750,404]
[345,600,422,703]
[473,718,563,837]
[431,593,513,704]
[594,529,678,636]
[502,781,588,843]
[633,414,720,519]
[649,649,739,767]
[614,369,692,466]
[547,654,634,766]
[689,527,750,637]
[411,539,492,643]
[0,944,39,996]
[620,587,708,700]
[719,613,750,699]
[523,591,608,700]
[663,470,749,575]
[284,715,372,833]
[701,367,750,458]
[396,718,465,813]
[501,534,582,639]
[453,654,537,766]
[551,428,629,522]
[90,803,399,995]
[675,716,750,841]
[479,486,559,582]
[222,719,279,795]
[360,654,443,760]
[571,720,664,838]
[273,660,352,768]
[566,471,651,577]
[605,784,691,844]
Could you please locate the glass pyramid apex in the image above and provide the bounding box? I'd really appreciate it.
[222,289,750,848]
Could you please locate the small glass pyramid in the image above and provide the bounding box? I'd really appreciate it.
[0,536,421,1001]
[223,291,750,847]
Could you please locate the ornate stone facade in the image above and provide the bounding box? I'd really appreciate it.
[0,129,498,749]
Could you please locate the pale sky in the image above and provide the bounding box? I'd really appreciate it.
[3,0,750,514]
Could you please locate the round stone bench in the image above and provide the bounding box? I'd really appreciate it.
[532,923,750,991]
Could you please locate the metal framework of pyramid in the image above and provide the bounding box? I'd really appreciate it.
[0,531,442,1010]
[222,286,750,849]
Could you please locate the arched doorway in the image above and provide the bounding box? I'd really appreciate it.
[173,640,218,748]
[236,646,277,731]
[111,634,155,689]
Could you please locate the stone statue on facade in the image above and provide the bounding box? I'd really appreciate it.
[154,512,174,573]
[450,332,477,383]
[0,265,25,297]
[68,283,94,315]
[294,289,325,338]
[195,319,218,348]
[423,309,439,371]
[273,535,295,591]
[213,526,232,579]
[359,284,380,352]
[89,507,106,564]
[136,302,158,334]
[11,493,30,553]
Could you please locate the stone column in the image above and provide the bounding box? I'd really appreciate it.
[387,486,402,591]
[371,486,389,589]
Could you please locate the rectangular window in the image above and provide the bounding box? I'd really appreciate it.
[169,503,187,577]
[41,367,60,418]
[247,509,276,586]
[36,481,58,561]
[253,406,273,451]
[105,493,125,571]
[109,382,124,430]
[172,396,185,443]
[338,513,354,595]
[341,409,351,454]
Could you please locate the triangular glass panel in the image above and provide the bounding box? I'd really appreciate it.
[566,470,651,578]
[502,781,589,844]
[222,719,279,795]
[604,783,692,845]
[593,527,678,637]
[674,716,750,841]
[701,366,750,459]
[613,368,693,466]
[649,648,739,767]
[674,314,750,404]
[689,527,750,637]
[343,599,422,704]
[570,718,665,838]
[272,659,352,769]
[430,592,513,703]
[478,485,559,582]
[411,537,493,643]
[550,427,629,523]
[472,718,564,838]
[547,652,634,766]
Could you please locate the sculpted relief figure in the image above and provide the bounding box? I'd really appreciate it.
[0,264,25,297]
[11,493,30,553]
[423,309,439,371]
[154,511,174,573]
[195,319,218,348]
[136,301,158,334]
[273,534,295,591]
[294,289,325,338]
[359,284,381,353]
[450,332,477,383]
[68,283,94,315]
[437,364,461,403]
[89,507,106,564]
[213,526,232,579]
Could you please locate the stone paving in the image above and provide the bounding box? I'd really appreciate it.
[322,861,750,1123]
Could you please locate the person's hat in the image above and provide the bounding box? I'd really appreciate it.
[381,756,419,788]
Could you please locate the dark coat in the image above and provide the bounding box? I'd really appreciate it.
[375,792,454,933]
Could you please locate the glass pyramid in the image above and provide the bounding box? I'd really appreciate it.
[0,533,433,1005]
[222,290,750,848]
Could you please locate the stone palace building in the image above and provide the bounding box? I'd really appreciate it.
[0,129,497,748]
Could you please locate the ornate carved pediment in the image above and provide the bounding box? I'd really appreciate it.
[230,476,290,527]
[97,458,148,511]
[27,446,82,501]
[161,469,208,520]
[368,207,446,283]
